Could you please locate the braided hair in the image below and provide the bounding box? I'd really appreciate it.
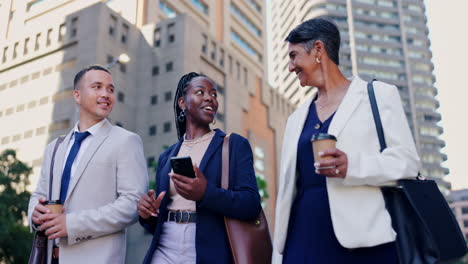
[174,72,203,139]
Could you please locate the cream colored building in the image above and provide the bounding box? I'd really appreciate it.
[270,0,448,189]
[0,0,292,262]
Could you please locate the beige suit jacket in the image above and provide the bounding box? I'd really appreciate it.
[28,119,148,264]
[273,76,420,263]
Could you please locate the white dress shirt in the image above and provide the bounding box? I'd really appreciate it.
[61,119,107,194]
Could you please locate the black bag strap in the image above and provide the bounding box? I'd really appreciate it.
[367,80,387,153]
[48,136,66,199]
[368,80,423,179]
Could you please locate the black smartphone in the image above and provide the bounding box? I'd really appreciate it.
[170,156,196,178]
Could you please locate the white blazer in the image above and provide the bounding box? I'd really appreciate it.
[272,76,420,262]
[28,119,148,264]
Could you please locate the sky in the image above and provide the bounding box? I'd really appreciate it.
[425,0,468,190]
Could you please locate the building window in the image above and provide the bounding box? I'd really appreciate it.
[163,122,171,133]
[230,31,260,61]
[107,55,114,64]
[220,48,224,66]
[46,28,52,46]
[116,122,123,127]
[166,62,173,72]
[59,23,66,41]
[120,63,126,73]
[24,38,30,55]
[149,125,157,136]
[211,41,217,60]
[122,23,129,44]
[236,62,240,80]
[3,46,8,63]
[216,112,225,122]
[71,17,78,37]
[465,220,468,228]
[35,33,41,51]
[160,1,176,18]
[13,42,18,59]
[462,207,468,214]
[229,56,232,73]
[165,91,172,102]
[244,67,248,85]
[109,15,117,36]
[254,159,264,171]
[167,23,175,43]
[1,136,10,144]
[246,0,261,12]
[230,4,261,36]
[192,0,209,14]
[202,34,207,54]
[151,95,158,105]
[117,92,125,103]
[152,66,159,76]
[217,85,224,95]
[154,28,161,47]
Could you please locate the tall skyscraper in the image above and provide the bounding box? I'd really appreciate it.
[270,0,448,188]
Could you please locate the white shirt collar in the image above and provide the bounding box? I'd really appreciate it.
[73,119,107,136]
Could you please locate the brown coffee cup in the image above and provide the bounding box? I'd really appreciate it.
[311,133,337,169]
[44,200,63,214]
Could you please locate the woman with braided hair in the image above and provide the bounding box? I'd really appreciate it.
[138,72,262,264]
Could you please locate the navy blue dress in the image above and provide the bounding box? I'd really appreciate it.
[283,102,398,263]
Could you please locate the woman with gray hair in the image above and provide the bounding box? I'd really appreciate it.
[273,18,420,263]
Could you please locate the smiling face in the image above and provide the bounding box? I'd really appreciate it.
[288,42,323,87]
[73,69,115,123]
[178,76,218,127]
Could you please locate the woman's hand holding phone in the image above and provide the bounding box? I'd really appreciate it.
[138,190,166,219]
[170,165,207,201]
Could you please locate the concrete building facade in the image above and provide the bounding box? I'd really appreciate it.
[0,0,293,262]
[449,189,468,241]
[270,0,448,189]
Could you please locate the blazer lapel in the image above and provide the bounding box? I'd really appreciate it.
[328,76,366,138]
[199,129,225,174]
[286,91,316,163]
[64,120,112,203]
[281,92,316,191]
[52,130,74,201]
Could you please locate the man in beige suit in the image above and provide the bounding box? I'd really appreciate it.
[28,65,148,263]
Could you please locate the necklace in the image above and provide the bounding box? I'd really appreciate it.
[179,130,215,157]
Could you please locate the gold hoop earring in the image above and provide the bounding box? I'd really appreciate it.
[316,58,321,64]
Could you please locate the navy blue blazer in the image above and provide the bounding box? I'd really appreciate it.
[140,129,262,264]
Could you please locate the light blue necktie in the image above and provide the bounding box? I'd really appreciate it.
[59,131,90,203]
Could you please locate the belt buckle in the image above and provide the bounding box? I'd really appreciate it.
[176,210,191,224]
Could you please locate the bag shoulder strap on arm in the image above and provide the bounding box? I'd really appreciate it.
[48,136,66,200]
[367,79,387,153]
[221,134,232,190]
